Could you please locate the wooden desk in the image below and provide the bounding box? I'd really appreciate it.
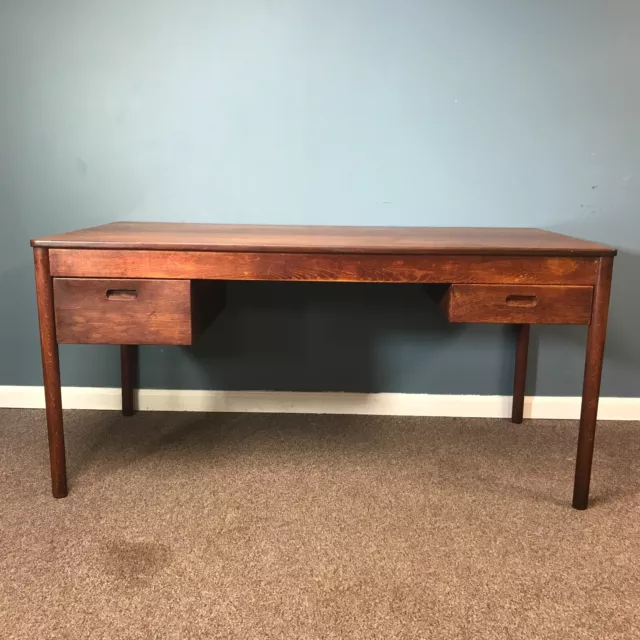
[31,223,616,509]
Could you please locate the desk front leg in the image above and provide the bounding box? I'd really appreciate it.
[34,248,67,498]
[573,257,614,510]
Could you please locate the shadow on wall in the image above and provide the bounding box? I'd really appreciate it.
[138,281,521,397]
[143,281,495,394]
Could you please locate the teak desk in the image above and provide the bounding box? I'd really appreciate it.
[31,223,616,509]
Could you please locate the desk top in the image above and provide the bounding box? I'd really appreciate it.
[32,222,616,256]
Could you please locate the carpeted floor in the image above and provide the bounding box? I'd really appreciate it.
[1,409,639,639]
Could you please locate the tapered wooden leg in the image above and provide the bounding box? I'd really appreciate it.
[120,345,138,416]
[573,257,614,510]
[34,247,67,498]
[512,324,530,424]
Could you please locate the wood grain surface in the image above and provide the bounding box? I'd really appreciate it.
[32,222,616,256]
[49,249,600,285]
[54,278,194,345]
[53,278,224,345]
[440,284,594,324]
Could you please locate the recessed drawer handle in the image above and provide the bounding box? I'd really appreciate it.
[506,294,538,308]
[106,289,138,301]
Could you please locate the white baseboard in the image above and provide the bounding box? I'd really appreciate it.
[0,386,638,420]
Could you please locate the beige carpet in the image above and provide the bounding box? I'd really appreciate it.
[1,409,639,639]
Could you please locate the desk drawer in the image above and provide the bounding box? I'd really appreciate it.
[53,278,224,345]
[436,284,593,324]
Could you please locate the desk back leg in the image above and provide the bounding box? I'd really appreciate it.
[511,324,530,424]
[120,345,138,416]
[34,248,68,498]
[573,256,614,510]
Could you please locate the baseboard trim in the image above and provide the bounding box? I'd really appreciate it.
[0,386,638,420]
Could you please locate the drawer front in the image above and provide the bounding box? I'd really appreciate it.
[444,284,593,324]
[54,278,193,345]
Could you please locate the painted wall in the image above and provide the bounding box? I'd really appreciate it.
[1,1,638,396]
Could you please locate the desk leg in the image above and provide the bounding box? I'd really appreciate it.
[121,345,138,416]
[573,257,614,510]
[34,248,68,498]
[512,324,530,424]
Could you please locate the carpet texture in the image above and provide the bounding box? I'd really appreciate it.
[1,409,639,639]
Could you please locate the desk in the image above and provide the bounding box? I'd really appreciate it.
[32,223,616,509]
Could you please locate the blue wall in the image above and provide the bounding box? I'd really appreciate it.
[1,1,639,396]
